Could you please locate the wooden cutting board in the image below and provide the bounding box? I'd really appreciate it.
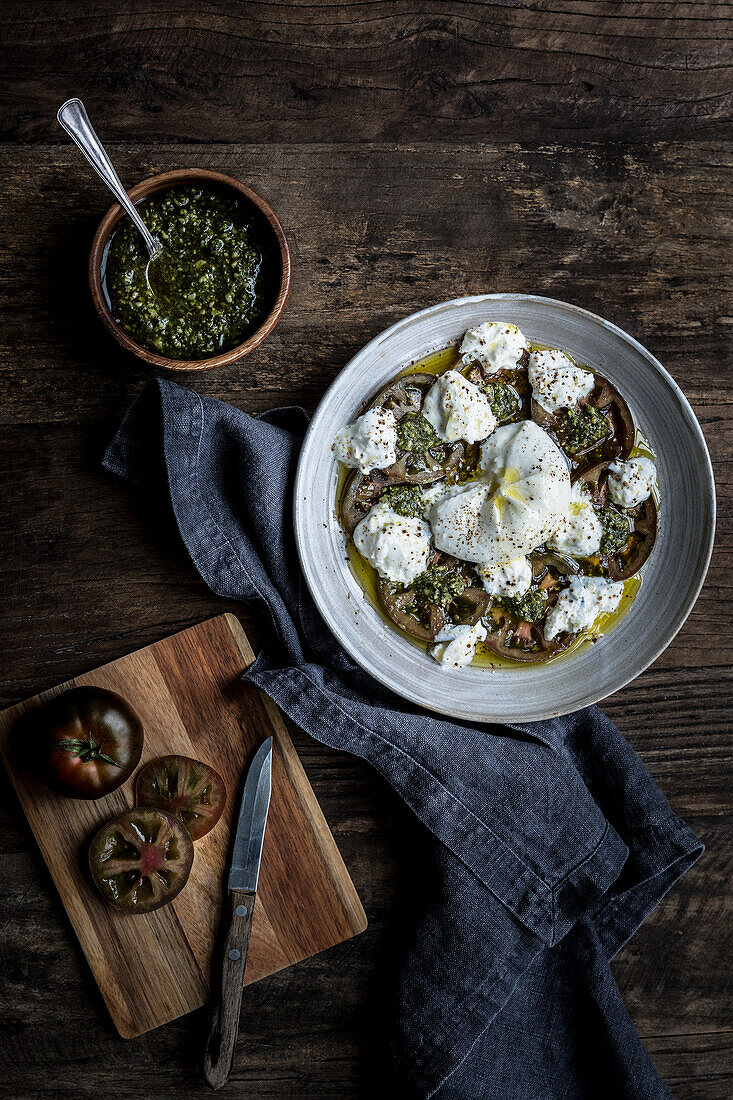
[0,614,367,1038]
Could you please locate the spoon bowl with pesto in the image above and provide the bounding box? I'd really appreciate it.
[89,168,291,371]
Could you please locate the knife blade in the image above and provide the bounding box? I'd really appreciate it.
[203,737,273,1090]
[228,736,272,894]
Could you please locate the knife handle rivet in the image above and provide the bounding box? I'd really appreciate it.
[236,904,248,917]
[229,948,241,961]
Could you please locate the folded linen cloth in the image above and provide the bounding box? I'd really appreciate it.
[104,380,702,1099]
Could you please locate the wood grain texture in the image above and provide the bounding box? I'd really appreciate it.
[0,0,731,1096]
[1,141,731,426]
[1,1,730,144]
[0,615,366,1038]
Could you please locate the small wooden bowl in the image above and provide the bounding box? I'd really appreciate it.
[89,168,291,372]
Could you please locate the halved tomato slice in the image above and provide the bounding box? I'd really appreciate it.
[574,469,658,580]
[369,372,436,415]
[531,372,635,478]
[335,372,464,509]
[482,615,570,663]
[378,552,489,642]
[482,565,571,663]
[386,441,464,485]
[88,808,193,914]
[135,755,227,840]
[463,360,532,420]
[606,496,658,581]
[590,374,635,458]
[339,467,405,534]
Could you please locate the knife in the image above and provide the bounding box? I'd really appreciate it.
[203,736,273,1090]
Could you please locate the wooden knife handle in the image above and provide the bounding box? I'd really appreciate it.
[203,888,256,1090]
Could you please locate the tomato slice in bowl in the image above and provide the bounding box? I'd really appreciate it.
[88,808,194,914]
[135,755,227,840]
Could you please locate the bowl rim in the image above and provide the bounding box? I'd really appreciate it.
[88,167,291,372]
[294,293,717,721]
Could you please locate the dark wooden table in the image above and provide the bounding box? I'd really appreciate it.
[1,4,731,1097]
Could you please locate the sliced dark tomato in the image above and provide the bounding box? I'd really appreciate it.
[378,584,443,641]
[88,808,194,914]
[482,615,570,663]
[571,458,610,494]
[463,361,532,419]
[531,372,635,478]
[458,586,493,625]
[530,398,556,432]
[385,441,464,485]
[377,554,489,642]
[532,400,611,460]
[369,372,436,416]
[570,466,657,579]
[340,467,403,534]
[483,583,570,662]
[591,374,635,458]
[463,349,530,383]
[529,549,581,582]
[606,495,658,580]
[346,370,467,488]
[135,756,227,840]
[481,565,573,663]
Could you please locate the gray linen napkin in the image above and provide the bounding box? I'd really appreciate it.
[103,379,702,1099]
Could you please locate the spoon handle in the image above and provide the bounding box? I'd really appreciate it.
[57,97,161,259]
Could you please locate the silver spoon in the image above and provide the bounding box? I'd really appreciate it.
[57,97,166,294]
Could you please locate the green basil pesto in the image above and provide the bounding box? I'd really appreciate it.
[598,506,630,555]
[413,565,466,609]
[482,380,520,423]
[560,405,609,455]
[500,589,547,622]
[104,185,273,359]
[378,484,424,518]
[396,412,440,453]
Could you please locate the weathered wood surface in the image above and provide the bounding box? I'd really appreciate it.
[0,1,731,1097]
[2,1,731,144]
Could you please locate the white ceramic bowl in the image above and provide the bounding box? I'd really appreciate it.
[294,295,716,721]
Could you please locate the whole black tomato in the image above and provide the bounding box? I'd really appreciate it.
[31,686,144,799]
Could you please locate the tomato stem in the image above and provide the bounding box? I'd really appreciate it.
[56,737,121,767]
